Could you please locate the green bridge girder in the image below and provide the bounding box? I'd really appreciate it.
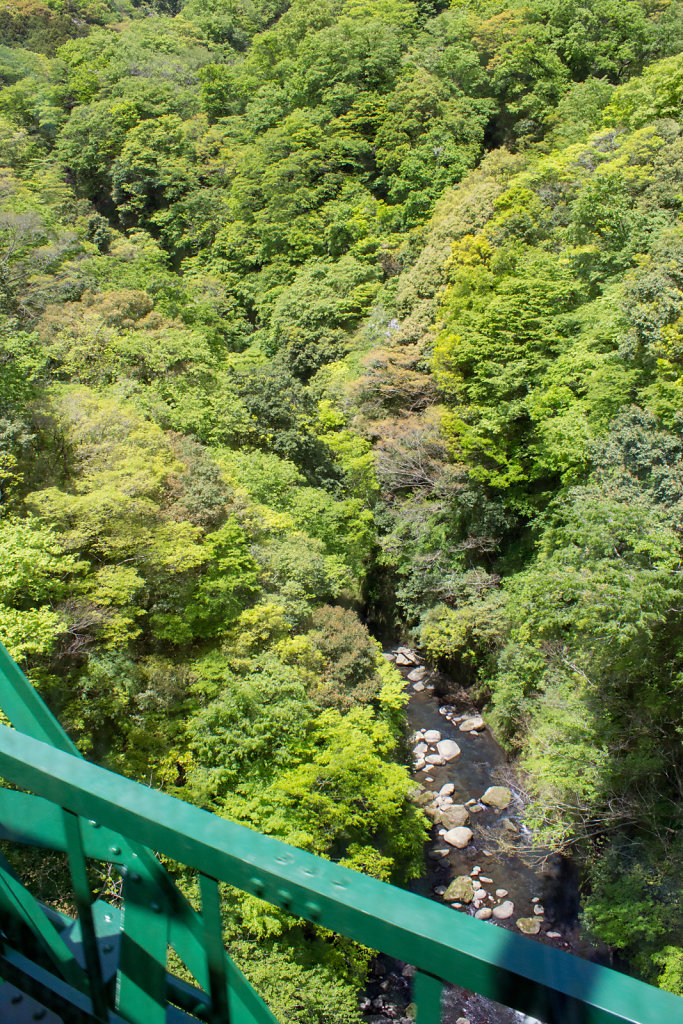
[0,643,679,1024]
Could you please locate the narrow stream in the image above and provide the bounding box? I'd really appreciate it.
[363,646,589,1024]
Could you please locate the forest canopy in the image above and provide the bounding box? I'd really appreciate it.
[1,0,682,1015]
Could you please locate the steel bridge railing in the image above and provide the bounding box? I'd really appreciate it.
[0,645,680,1024]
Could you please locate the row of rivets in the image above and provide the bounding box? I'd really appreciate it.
[8,994,47,1020]
[247,877,321,920]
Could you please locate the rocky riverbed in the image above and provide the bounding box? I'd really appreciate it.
[362,646,585,1024]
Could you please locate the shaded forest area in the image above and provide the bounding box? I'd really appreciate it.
[0,0,682,1016]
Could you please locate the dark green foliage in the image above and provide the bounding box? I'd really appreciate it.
[306,605,382,711]
[234,358,341,481]
[1,0,683,1011]
[266,256,381,378]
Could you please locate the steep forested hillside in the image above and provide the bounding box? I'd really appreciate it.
[1,0,682,1015]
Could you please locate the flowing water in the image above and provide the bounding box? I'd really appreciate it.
[363,649,589,1024]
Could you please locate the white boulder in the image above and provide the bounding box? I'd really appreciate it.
[481,786,512,810]
[436,738,461,761]
[407,666,426,681]
[459,716,485,732]
[443,826,473,849]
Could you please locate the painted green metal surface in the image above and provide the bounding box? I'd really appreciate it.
[0,644,278,1024]
[0,643,681,1024]
[414,971,443,1024]
[0,725,681,1024]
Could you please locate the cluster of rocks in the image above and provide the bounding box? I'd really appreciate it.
[415,782,513,844]
[412,728,461,772]
[365,650,574,1022]
[386,647,435,692]
[438,786,511,851]
[438,704,486,733]
[417,781,550,933]
[433,863,546,933]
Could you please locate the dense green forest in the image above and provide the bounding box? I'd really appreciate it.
[1,0,682,1015]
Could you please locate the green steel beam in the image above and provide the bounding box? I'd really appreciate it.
[50,898,267,1024]
[0,850,87,990]
[199,874,230,1024]
[62,809,110,1021]
[0,725,680,1024]
[0,644,278,1024]
[0,645,79,756]
[0,789,126,863]
[414,971,443,1024]
[116,869,168,1024]
[0,943,196,1024]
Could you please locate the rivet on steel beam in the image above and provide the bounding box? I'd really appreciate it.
[304,901,321,920]
[110,846,121,856]
[103,943,114,954]
[129,872,141,883]
[250,876,264,896]
[150,902,162,913]
[10,994,22,1004]
[89,820,100,829]
[277,888,291,908]
[32,1011,46,1021]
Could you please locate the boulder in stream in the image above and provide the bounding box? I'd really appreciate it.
[407,666,426,682]
[443,826,473,848]
[481,785,512,810]
[395,646,419,664]
[436,738,461,761]
[474,908,492,920]
[439,783,455,796]
[440,806,470,829]
[426,753,445,765]
[413,682,425,692]
[443,876,475,902]
[492,901,514,919]
[459,716,485,732]
[408,787,433,808]
[516,917,541,935]
[424,729,441,744]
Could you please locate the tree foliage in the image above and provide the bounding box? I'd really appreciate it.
[1,0,682,1009]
